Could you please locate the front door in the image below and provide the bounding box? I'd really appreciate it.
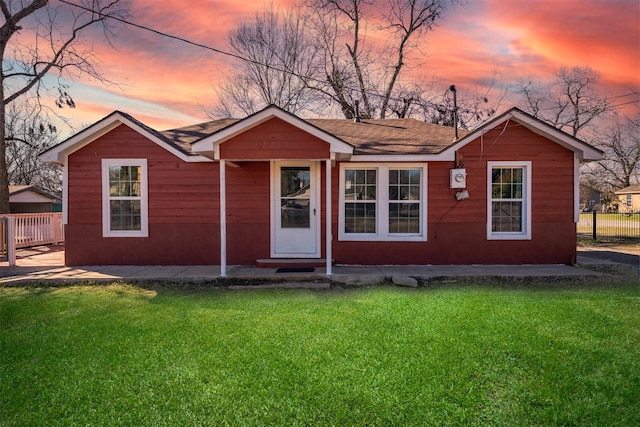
[271,161,320,258]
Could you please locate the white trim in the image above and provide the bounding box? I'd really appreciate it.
[338,162,428,242]
[574,155,580,223]
[192,105,354,158]
[350,154,454,162]
[101,159,149,238]
[313,162,322,256]
[270,160,321,257]
[41,120,121,163]
[7,218,15,266]
[220,160,227,277]
[325,159,332,277]
[441,109,603,162]
[270,161,275,256]
[486,161,532,240]
[40,112,212,164]
[62,159,68,225]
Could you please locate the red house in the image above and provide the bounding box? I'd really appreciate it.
[40,105,602,275]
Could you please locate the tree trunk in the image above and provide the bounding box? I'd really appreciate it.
[0,0,50,214]
[0,41,8,213]
[0,113,8,213]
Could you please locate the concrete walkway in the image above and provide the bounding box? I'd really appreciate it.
[1,244,608,286]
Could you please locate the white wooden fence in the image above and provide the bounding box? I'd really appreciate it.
[0,213,64,266]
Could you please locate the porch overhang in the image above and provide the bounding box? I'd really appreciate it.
[191,105,354,161]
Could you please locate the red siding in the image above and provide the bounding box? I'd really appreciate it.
[331,124,578,265]
[65,120,578,266]
[66,124,276,266]
[225,162,271,264]
[66,124,222,265]
[220,118,330,160]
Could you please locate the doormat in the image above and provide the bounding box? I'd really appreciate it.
[275,267,315,273]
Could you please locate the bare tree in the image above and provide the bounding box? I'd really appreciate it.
[215,0,460,120]
[517,66,609,137]
[303,0,374,119]
[377,0,449,118]
[410,77,503,129]
[583,114,640,200]
[210,5,321,118]
[516,65,640,205]
[6,98,61,193]
[0,0,130,213]
[304,0,454,119]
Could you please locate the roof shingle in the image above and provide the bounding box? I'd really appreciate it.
[161,116,467,156]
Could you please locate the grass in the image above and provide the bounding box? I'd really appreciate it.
[1,282,639,426]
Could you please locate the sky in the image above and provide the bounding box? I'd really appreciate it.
[36,0,640,134]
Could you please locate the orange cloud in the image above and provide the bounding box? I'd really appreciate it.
[35,0,640,132]
[484,0,639,86]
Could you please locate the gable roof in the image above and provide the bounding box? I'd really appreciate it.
[40,105,602,165]
[9,185,61,202]
[180,111,466,157]
[190,105,355,159]
[439,107,603,161]
[615,184,640,195]
[161,118,239,149]
[39,111,213,164]
[306,118,466,155]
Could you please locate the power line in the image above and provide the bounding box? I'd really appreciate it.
[57,0,639,119]
[58,0,251,63]
[60,0,400,97]
[55,0,490,111]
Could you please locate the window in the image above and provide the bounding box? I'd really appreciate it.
[339,164,426,241]
[102,159,148,237]
[487,161,531,240]
[344,169,377,234]
[626,194,632,208]
[388,169,421,234]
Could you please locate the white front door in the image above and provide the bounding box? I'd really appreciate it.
[271,161,320,258]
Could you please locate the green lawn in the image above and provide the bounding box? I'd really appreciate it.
[1,283,639,426]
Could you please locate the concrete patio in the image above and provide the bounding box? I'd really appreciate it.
[1,244,620,287]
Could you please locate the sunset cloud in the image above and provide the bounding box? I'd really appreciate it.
[479,0,639,87]
[39,0,639,134]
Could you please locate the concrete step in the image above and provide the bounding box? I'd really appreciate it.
[255,258,332,268]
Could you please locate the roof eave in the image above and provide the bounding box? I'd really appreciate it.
[192,105,354,158]
[351,151,454,162]
[39,112,213,164]
[437,108,604,162]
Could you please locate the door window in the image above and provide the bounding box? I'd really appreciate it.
[280,167,311,228]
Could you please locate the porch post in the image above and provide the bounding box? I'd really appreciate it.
[325,159,332,277]
[220,160,227,277]
[574,155,580,223]
[7,217,16,267]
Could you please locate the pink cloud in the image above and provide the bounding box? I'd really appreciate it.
[483,0,639,87]
[39,0,640,129]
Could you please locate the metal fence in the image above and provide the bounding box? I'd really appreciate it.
[578,212,640,242]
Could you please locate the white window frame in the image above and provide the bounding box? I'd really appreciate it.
[339,163,427,242]
[487,161,531,240]
[102,159,149,238]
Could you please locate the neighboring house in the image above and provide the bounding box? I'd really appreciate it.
[9,185,62,213]
[40,105,602,272]
[579,184,602,212]
[614,184,640,213]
